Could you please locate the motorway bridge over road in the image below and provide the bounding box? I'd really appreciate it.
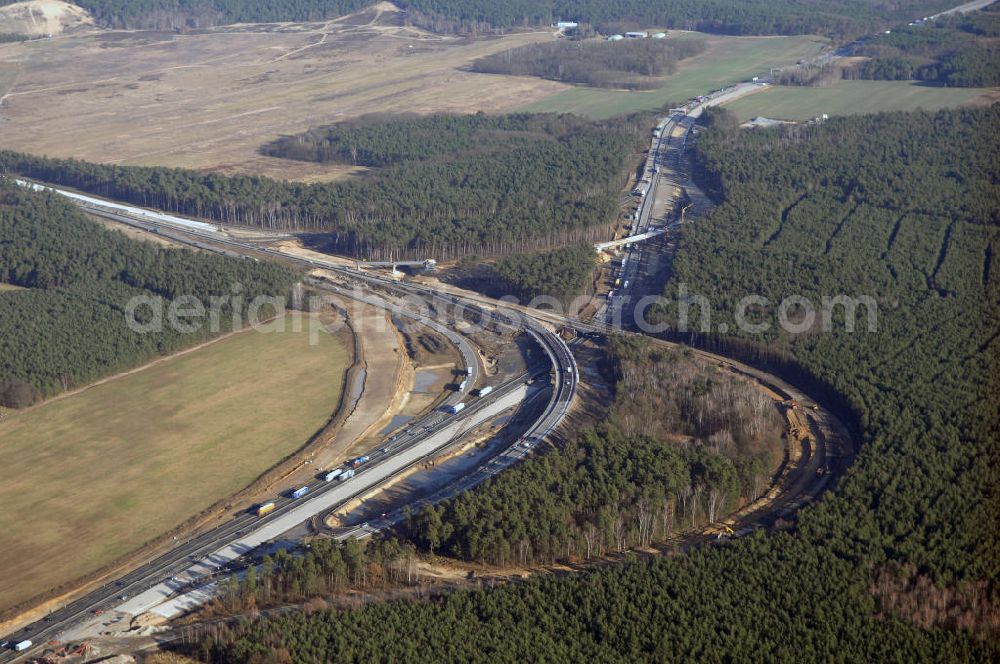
[0,186,578,662]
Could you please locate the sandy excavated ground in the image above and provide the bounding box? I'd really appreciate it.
[309,292,407,472]
[0,5,564,179]
[0,0,92,36]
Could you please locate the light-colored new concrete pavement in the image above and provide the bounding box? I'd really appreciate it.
[116,384,528,620]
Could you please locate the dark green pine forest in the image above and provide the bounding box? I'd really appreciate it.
[183,106,999,662]
[1,112,650,260]
[844,5,1000,87]
[13,0,375,30]
[662,104,999,586]
[403,336,787,565]
[0,182,295,406]
[470,38,707,90]
[0,0,956,37]
[390,0,955,38]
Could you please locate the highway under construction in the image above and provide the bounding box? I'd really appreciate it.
[2,96,854,663]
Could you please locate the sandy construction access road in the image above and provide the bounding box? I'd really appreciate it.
[0,6,564,179]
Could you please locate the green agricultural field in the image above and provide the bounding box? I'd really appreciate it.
[0,316,349,613]
[722,80,995,121]
[522,33,827,118]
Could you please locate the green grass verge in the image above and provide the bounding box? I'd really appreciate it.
[0,316,349,612]
[521,33,828,118]
[722,80,994,121]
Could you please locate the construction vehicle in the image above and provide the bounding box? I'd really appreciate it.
[38,640,90,662]
[556,326,577,341]
[715,525,735,541]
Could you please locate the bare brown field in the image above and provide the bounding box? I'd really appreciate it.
[0,6,565,179]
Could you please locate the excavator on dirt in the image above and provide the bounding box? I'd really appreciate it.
[37,641,91,663]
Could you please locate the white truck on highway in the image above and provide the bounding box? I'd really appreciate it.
[447,402,466,414]
[476,385,493,397]
[14,640,32,652]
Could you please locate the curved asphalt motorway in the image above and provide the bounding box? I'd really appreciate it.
[0,191,579,662]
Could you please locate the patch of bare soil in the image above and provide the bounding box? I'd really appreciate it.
[308,294,408,473]
[0,0,93,37]
[967,87,1000,107]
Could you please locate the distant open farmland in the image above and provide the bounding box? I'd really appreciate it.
[521,32,827,118]
[0,6,563,179]
[720,79,997,121]
[0,316,348,613]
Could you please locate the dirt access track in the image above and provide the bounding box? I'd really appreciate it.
[0,3,565,179]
